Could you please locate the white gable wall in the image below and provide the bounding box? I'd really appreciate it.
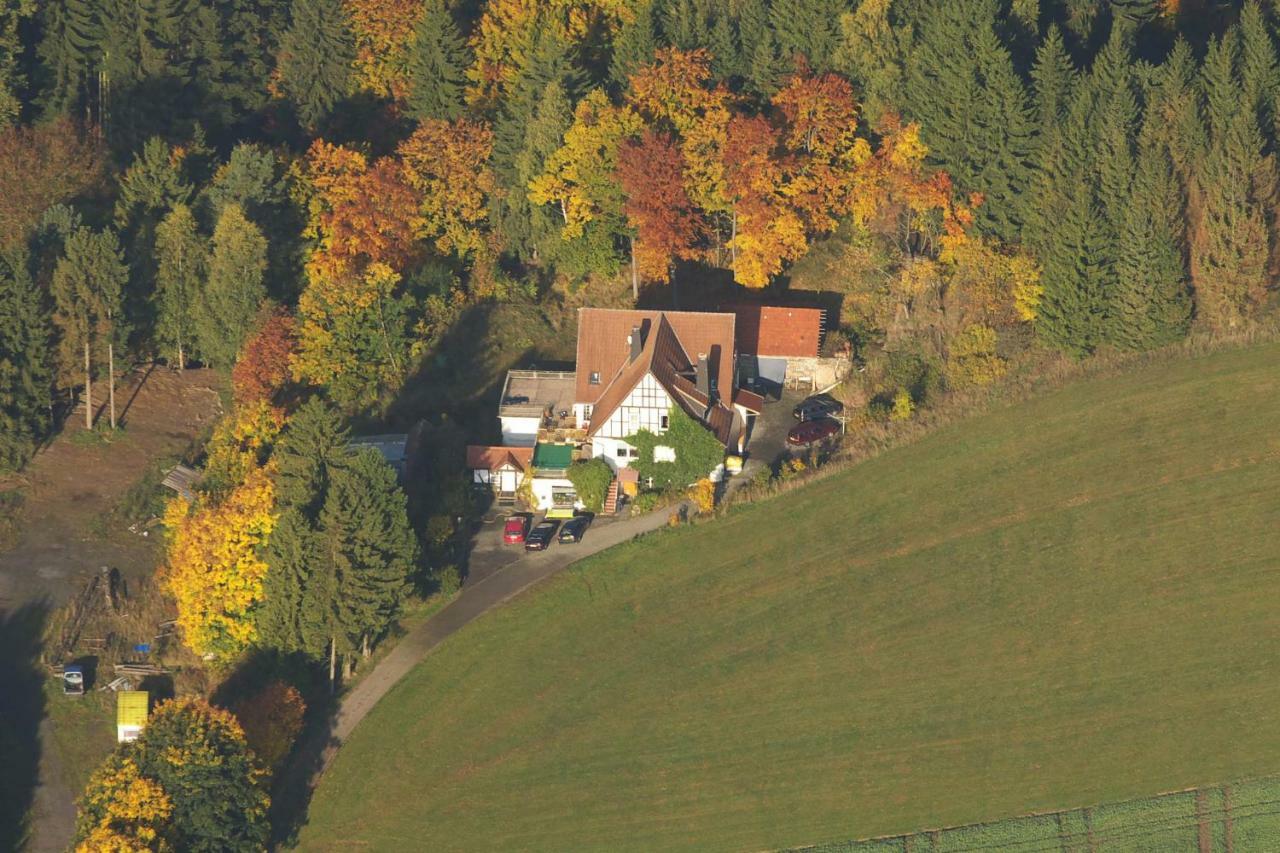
[596,373,672,439]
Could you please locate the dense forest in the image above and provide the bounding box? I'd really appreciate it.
[2,0,1277,470]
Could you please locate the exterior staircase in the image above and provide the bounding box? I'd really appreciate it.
[603,478,620,514]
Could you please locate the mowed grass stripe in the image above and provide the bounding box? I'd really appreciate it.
[300,343,1280,852]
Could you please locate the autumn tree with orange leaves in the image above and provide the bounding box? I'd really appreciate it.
[616,130,704,295]
[232,305,297,408]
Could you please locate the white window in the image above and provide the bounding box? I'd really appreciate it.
[616,447,627,458]
[654,445,675,463]
[589,371,600,385]
[660,414,669,430]
[582,405,592,423]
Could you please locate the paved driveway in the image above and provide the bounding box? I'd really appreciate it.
[283,499,690,808]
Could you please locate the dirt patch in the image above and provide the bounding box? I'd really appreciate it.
[0,366,224,611]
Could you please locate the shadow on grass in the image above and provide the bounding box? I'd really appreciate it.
[0,601,51,852]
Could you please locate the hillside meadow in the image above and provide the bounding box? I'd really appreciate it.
[300,342,1280,851]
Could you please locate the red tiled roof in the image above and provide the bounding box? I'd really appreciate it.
[465,445,533,472]
[728,304,822,358]
[575,308,735,405]
[583,312,737,446]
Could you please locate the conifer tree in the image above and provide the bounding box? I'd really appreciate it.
[0,2,32,126]
[662,0,713,51]
[278,0,354,130]
[37,0,99,118]
[153,204,204,370]
[114,136,192,233]
[257,508,324,657]
[610,0,659,89]
[905,0,1033,242]
[193,204,266,368]
[518,80,574,263]
[707,10,740,82]
[1110,141,1192,350]
[835,0,902,121]
[1142,39,1204,185]
[1036,182,1109,356]
[0,250,51,471]
[746,28,786,97]
[271,397,351,516]
[1090,28,1138,284]
[1190,32,1277,331]
[407,0,468,122]
[1237,0,1279,144]
[49,227,126,429]
[321,448,417,661]
[770,0,846,72]
[491,26,584,260]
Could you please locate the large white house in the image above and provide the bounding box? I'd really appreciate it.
[572,308,763,472]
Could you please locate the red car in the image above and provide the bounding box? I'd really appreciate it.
[503,515,531,544]
[786,418,840,446]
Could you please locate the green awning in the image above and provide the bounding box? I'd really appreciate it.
[532,443,573,469]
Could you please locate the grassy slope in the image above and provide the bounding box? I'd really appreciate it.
[300,343,1280,852]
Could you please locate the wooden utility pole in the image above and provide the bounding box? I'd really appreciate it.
[107,340,116,429]
[83,340,93,430]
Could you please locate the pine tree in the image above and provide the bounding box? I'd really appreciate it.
[407,0,468,122]
[278,0,354,130]
[153,204,204,370]
[193,204,266,368]
[321,448,417,660]
[770,0,847,72]
[610,0,659,89]
[1109,141,1192,350]
[0,250,52,471]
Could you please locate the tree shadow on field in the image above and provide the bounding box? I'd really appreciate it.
[0,601,52,852]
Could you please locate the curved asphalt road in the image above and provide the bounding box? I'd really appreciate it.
[313,502,689,775]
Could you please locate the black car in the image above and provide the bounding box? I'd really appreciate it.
[524,520,560,551]
[792,393,844,421]
[558,515,591,544]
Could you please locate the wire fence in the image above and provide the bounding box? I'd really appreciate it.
[792,775,1280,852]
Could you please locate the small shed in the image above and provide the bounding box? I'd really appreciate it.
[117,691,149,743]
[348,434,409,480]
[466,445,534,503]
[161,464,201,501]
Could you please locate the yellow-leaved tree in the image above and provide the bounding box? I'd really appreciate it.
[75,757,172,853]
[161,465,277,659]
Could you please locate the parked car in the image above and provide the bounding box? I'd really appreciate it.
[558,515,591,544]
[524,520,560,551]
[793,393,844,421]
[63,665,85,697]
[786,417,841,446]
[503,515,530,544]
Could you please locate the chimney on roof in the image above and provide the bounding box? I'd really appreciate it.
[695,353,710,398]
[629,325,642,363]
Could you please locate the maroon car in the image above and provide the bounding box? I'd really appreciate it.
[786,418,840,446]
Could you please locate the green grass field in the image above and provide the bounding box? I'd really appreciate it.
[300,342,1280,852]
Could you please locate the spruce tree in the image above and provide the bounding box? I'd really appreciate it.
[321,448,417,659]
[192,204,265,368]
[661,0,713,51]
[1190,32,1277,331]
[491,26,584,260]
[1022,27,1075,247]
[1036,183,1109,356]
[1110,142,1192,350]
[257,508,324,657]
[770,0,847,72]
[835,0,903,121]
[746,28,786,97]
[905,0,1033,242]
[735,0,771,62]
[1237,0,1278,145]
[0,250,52,471]
[707,10,741,82]
[407,0,468,122]
[610,0,659,89]
[0,2,31,126]
[37,0,99,117]
[278,0,354,130]
[1089,28,1138,292]
[518,80,574,264]
[271,397,351,516]
[153,204,205,370]
[114,136,193,232]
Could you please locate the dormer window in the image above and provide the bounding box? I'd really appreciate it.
[589,371,600,385]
